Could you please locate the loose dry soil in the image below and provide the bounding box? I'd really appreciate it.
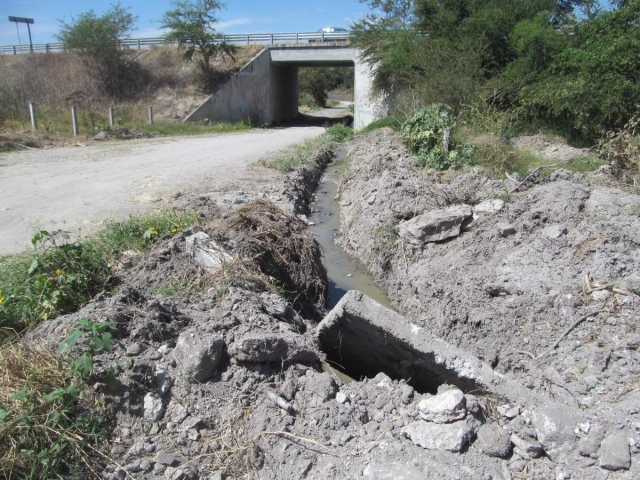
[22,128,640,480]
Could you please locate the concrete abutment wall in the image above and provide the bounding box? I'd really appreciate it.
[185,46,387,129]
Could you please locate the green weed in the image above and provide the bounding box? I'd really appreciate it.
[358,117,401,134]
[325,123,354,143]
[0,210,200,334]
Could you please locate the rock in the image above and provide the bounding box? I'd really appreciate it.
[473,199,504,214]
[336,392,348,404]
[498,404,521,419]
[173,331,224,382]
[367,194,376,205]
[510,433,544,459]
[94,131,108,141]
[398,204,472,244]
[599,433,631,471]
[592,290,611,302]
[156,370,173,396]
[417,388,466,423]
[229,332,320,364]
[476,424,512,458]
[126,342,143,356]
[542,224,568,239]
[185,231,233,272]
[402,417,479,452]
[303,373,338,407]
[497,223,516,237]
[169,402,188,424]
[155,452,177,466]
[143,393,165,421]
[579,424,606,456]
[531,404,577,461]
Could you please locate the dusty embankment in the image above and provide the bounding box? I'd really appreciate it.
[337,128,640,478]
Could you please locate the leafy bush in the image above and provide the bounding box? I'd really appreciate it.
[325,124,354,143]
[597,112,640,185]
[401,105,474,170]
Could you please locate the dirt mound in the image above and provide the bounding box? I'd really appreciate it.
[337,127,640,478]
[207,200,328,318]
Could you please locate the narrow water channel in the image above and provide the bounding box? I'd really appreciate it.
[308,150,393,310]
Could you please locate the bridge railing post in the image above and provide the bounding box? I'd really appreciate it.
[246,34,249,45]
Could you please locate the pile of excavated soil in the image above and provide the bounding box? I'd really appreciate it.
[337,127,640,478]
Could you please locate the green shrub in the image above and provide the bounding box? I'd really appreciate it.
[401,105,474,170]
[597,112,640,185]
[325,124,354,143]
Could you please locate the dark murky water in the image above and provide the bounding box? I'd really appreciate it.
[308,150,392,310]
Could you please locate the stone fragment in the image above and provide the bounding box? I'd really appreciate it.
[155,452,177,466]
[169,402,188,424]
[402,417,479,452]
[173,331,224,382]
[229,332,320,364]
[398,204,472,244]
[579,424,606,457]
[336,392,348,404]
[476,423,512,458]
[367,194,376,205]
[185,231,233,272]
[497,223,516,237]
[599,433,631,471]
[304,373,338,407]
[143,393,165,421]
[126,342,143,356]
[531,404,577,461]
[510,433,544,459]
[417,388,467,423]
[498,404,521,419]
[542,224,568,239]
[156,370,173,396]
[473,199,504,214]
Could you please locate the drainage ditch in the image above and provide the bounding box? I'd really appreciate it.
[308,149,392,310]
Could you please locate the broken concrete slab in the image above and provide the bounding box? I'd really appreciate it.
[185,231,233,271]
[316,291,540,404]
[475,423,512,458]
[599,433,631,471]
[398,204,472,244]
[472,199,504,215]
[531,404,577,461]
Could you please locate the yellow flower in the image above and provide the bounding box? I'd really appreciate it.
[55,269,62,276]
[0,297,4,305]
[171,228,177,234]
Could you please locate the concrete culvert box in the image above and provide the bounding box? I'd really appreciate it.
[316,291,535,405]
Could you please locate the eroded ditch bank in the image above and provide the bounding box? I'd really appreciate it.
[24,132,639,479]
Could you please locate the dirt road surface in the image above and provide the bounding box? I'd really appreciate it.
[0,127,324,254]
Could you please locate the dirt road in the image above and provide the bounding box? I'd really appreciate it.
[0,127,324,254]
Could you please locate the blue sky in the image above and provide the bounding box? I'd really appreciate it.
[0,0,367,46]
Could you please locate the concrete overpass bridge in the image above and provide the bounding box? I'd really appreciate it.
[185,45,387,130]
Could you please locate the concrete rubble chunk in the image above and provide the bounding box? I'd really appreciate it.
[402,417,479,452]
[173,331,224,382]
[155,452,177,466]
[185,231,233,272]
[398,204,472,244]
[229,332,321,364]
[476,423,512,458]
[143,392,165,422]
[579,424,606,457]
[510,433,544,459]
[497,223,516,237]
[599,433,631,471]
[542,224,568,239]
[417,388,467,423]
[531,404,577,461]
[472,199,504,214]
[316,291,538,406]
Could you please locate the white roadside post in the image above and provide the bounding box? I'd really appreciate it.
[148,106,154,125]
[109,107,115,128]
[29,102,37,131]
[71,106,79,137]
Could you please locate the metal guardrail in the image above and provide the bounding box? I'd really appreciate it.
[0,31,351,55]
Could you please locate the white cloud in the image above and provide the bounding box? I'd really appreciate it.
[217,17,251,30]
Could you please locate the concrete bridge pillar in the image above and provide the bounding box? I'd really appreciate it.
[185,46,387,129]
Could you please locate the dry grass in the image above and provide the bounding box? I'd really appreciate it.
[0,336,105,479]
[207,200,328,318]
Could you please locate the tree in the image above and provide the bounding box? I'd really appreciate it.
[161,0,236,90]
[56,3,138,97]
